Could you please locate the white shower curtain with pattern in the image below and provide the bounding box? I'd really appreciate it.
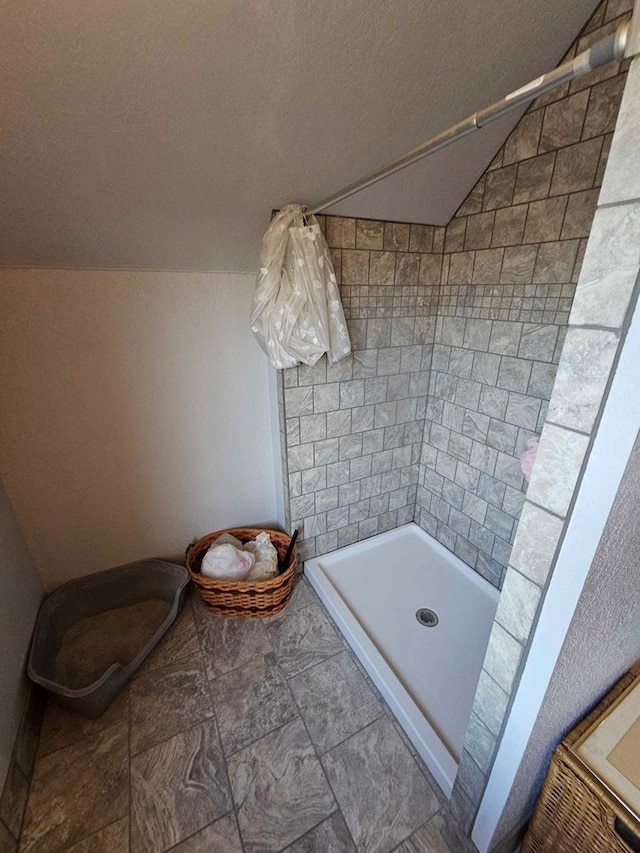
[250,204,351,369]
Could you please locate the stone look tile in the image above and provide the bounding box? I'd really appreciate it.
[472,670,509,738]
[465,212,495,250]
[519,324,558,362]
[137,601,200,675]
[570,202,640,328]
[289,650,383,753]
[228,718,335,852]
[63,818,129,853]
[503,111,543,165]
[287,575,321,613]
[285,387,314,418]
[409,224,434,253]
[482,166,516,210]
[21,723,129,853]
[322,716,439,853]
[483,622,523,695]
[130,659,214,755]
[500,245,537,284]
[171,813,242,852]
[131,719,232,853]
[211,654,298,756]
[342,249,370,285]
[540,89,589,151]
[384,222,410,252]
[510,501,564,585]
[356,219,384,250]
[449,780,476,834]
[600,60,640,205]
[326,217,356,249]
[548,328,618,432]
[395,812,451,853]
[285,811,355,852]
[534,241,579,283]
[370,251,396,286]
[266,603,344,677]
[462,713,496,774]
[192,599,274,680]
[472,249,503,284]
[513,152,555,203]
[495,567,542,643]
[550,137,602,195]
[561,189,599,239]
[526,423,590,517]
[458,178,484,215]
[445,219,466,253]
[492,205,527,246]
[523,197,567,243]
[505,392,540,431]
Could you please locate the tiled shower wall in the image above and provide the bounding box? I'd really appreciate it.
[278,217,444,562]
[414,29,626,586]
[278,0,629,589]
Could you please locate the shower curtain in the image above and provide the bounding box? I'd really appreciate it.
[250,204,351,369]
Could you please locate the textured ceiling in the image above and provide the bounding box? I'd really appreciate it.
[0,0,597,272]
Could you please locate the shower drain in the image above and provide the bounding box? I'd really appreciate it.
[416,608,439,628]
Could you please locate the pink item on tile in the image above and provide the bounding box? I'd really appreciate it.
[521,436,540,482]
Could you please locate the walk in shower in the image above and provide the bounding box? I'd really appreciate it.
[275,2,631,830]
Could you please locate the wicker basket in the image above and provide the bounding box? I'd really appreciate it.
[524,669,640,853]
[186,527,297,618]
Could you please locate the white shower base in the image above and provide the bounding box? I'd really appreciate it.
[305,522,499,796]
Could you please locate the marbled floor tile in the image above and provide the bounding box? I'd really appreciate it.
[265,604,344,678]
[0,758,28,839]
[227,718,336,852]
[394,812,451,853]
[283,576,320,615]
[322,716,440,853]
[387,720,449,811]
[130,659,213,755]
[192,596,274,681]
[289,650,383,753]
[38,688,129,758]
[284,811,355,852]
[0,820,16,853]
[136,600,200,676]
[130,719,231,853]
[171,812,242,852]
[211,654,298,756]
[64,817,129,852]
[20,722,128,853]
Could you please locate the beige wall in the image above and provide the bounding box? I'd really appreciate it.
[0,478,43,787]
[0,269,279,590]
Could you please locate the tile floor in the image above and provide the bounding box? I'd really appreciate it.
[17,577,453,853]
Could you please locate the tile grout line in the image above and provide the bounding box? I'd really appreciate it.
[190,593,248,853]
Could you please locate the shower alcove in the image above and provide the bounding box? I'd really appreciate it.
[274,1,631,838]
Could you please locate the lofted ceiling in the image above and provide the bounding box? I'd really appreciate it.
[0,0,597,272]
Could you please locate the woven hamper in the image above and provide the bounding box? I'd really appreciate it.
[524,668,640,853]
[186,527,297,618]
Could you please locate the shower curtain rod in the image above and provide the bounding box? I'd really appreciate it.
[305,20,629,216]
